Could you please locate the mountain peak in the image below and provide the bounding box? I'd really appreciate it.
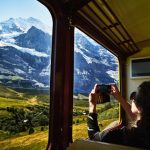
[27,17,39,21]
[0,17,51,35]
[28,26,40,32]
[8,17,13,21]
[15,26,51,54]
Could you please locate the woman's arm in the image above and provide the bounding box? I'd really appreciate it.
[111,85,137,121]
[87,84,125,143]
[89,84,100,113]
[88,84,103,140]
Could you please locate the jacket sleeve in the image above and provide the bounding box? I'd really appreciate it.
[87,113,106,141]
[87,113,125,144]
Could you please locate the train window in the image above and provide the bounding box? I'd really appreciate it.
[73,28,119,141]
[0,0,52,149]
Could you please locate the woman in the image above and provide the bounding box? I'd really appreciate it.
[87,81,150,149]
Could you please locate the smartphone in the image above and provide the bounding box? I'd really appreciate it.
[96,84,111,94]
[96,84,111,103]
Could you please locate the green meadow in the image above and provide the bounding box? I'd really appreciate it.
[0,84,119,149]
[0,84,49,149]
[73,98,119,141]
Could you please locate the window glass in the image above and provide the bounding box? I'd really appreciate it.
[0,0,52,149]
[73,28,119,141]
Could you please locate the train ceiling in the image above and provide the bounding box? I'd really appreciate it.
[43,0,150,58]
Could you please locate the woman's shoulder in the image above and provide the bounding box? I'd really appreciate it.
[101,125,127,144]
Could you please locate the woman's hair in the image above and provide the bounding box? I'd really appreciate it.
[135,81,150,107]
[135,81,150,148]
[130,91,136,100]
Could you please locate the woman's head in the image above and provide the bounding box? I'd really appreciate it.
[135,81,150,110]
[131,81,150,115]
[130,91,141,115]
[134,81,150,148]
[130,91,136,101]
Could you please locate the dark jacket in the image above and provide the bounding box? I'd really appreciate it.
[87,113,146,149]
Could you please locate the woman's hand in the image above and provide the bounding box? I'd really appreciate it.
[111,84,122,101]
[89,84,100,113]
[111,84,137,121]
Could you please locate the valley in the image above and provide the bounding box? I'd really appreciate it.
[0,85,119,149]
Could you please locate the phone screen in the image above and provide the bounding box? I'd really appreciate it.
[97,84,111,94]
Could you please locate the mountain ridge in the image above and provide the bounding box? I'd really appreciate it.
[0,17,118,94]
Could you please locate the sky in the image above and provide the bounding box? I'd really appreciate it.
[0,0,53,27]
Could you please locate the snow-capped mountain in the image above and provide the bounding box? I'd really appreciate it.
[0,17,51,35]
[15,26,52,54]
[0,18,51,89]
[0,17,118,93]
[74,29,118,93]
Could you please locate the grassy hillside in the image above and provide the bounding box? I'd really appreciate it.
[0,85,119,149]
[0,85,49,148]
[0,84,50,102]
[73,99,119,140]
[0,97,28,108]
[0,84,23,100]
[0,130,48,150]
